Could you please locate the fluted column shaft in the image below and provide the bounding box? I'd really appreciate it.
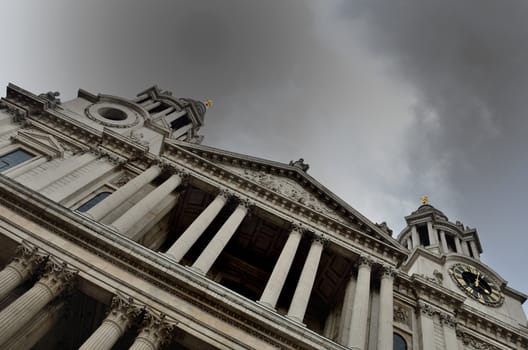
[128,311,176,350]
[3,302,64,350]
[439,231,448,253]
[0,259,76,347]
[440,314,458,350]
[287,236,325,323]
[347,256,373,349]
[192,201,249,274]
[259,227,303,309]
[418,303,436,350]
[0,244,47,301]
[166,191,229,262]
[377,266,395,350]
[411,226,419,248]
[338,273,356,344]
[454,237,462,254]
[111,173,182,235]
[79,295,141,350]
[87,165,162,220]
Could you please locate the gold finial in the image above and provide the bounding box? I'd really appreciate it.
[205,99,213,109]
[421,196,429,205]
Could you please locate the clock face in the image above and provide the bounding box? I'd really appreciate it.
[449,264,503,307]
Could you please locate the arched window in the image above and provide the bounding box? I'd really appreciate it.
[77,192,112,212]
[0,149,33,171]
[393,333,407,350]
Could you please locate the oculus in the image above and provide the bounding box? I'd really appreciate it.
[449,263,503,307]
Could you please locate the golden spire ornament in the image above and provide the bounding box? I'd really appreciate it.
[421,196,429,205]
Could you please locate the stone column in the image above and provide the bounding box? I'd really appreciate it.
[128,311,176,350]
[377,265,396,350]
[439,231,448,253]
[338,272,356,345]
[111,172,182,235]
[417,302,436,350]
[191,200,250,274]
[454,237,462,254]
[469,241,480,260]
[406,239,412,250]
[347,255,374,349]
[0,258,77,347]
[258,225,303,309]
[440,313,458,350]
[410,226,419,248]
[87,165,162,221]
[79,295,142,350]
[287,235,325,324]
[0,242,47,301]
[427,222,438,245]
[461,240,470,256]
[2,302,64,350]
[165,190,230,262]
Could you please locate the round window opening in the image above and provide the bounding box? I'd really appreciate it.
[98,107,127,121]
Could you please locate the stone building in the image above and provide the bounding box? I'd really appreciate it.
[0,83,526,349]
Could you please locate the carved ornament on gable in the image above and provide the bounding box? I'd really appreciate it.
[222,165,347,224]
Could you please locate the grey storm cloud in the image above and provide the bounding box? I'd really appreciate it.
[340,0,528,293]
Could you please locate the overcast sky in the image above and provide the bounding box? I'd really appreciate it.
[1,1,527,312]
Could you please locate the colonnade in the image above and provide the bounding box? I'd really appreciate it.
[79,297,176,350]
[0,243,176,350]
[83,163,397,349]
[0,246,77,348]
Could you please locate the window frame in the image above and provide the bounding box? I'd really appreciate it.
[0,145,38,174]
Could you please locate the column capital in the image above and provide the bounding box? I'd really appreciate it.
[10,241,48,277]
[357,254,375,268]
[234,197,253,210]
[107,294,143,325]
[217,188,233,200]
[290,223,306,235]
[135,309,178,348]
[38,257,78,295]
[380,264,397,279]
[417,301,436,317]
[439,312,457,328]
[310,233,328,246]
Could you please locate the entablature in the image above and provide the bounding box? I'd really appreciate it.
[0,174,349,350]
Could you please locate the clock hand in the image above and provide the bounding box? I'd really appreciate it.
[475,272,480,288]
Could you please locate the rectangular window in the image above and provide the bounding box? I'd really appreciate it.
[417,224,430,246]
[77,192,112,212]
[445,235,457,252]
[0,149,34,171]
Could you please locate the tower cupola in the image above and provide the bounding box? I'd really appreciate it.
[397,197,482,260]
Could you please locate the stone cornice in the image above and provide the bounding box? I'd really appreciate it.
[166,140,400,242]
[160,143,407,263]
[0,175,348,350]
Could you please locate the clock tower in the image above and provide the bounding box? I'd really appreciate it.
[397,201,527,349]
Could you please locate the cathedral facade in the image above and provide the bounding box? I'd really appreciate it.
[0,83,526,349]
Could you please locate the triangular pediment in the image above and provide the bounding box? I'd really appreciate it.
[162,140,404,250]
[14,130,64,158]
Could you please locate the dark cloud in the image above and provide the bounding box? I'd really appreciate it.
[341,0,528,293]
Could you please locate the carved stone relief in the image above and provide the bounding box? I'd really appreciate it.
[221,165,347,224]
[393,303,411,327]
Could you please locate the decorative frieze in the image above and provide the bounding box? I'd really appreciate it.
[393,304,411,327]
[456,330,503,350]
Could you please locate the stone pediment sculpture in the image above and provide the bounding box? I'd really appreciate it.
[167,141,403,248]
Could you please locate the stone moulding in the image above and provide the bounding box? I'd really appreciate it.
[0,175,348,350]
[160,144,406,263]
